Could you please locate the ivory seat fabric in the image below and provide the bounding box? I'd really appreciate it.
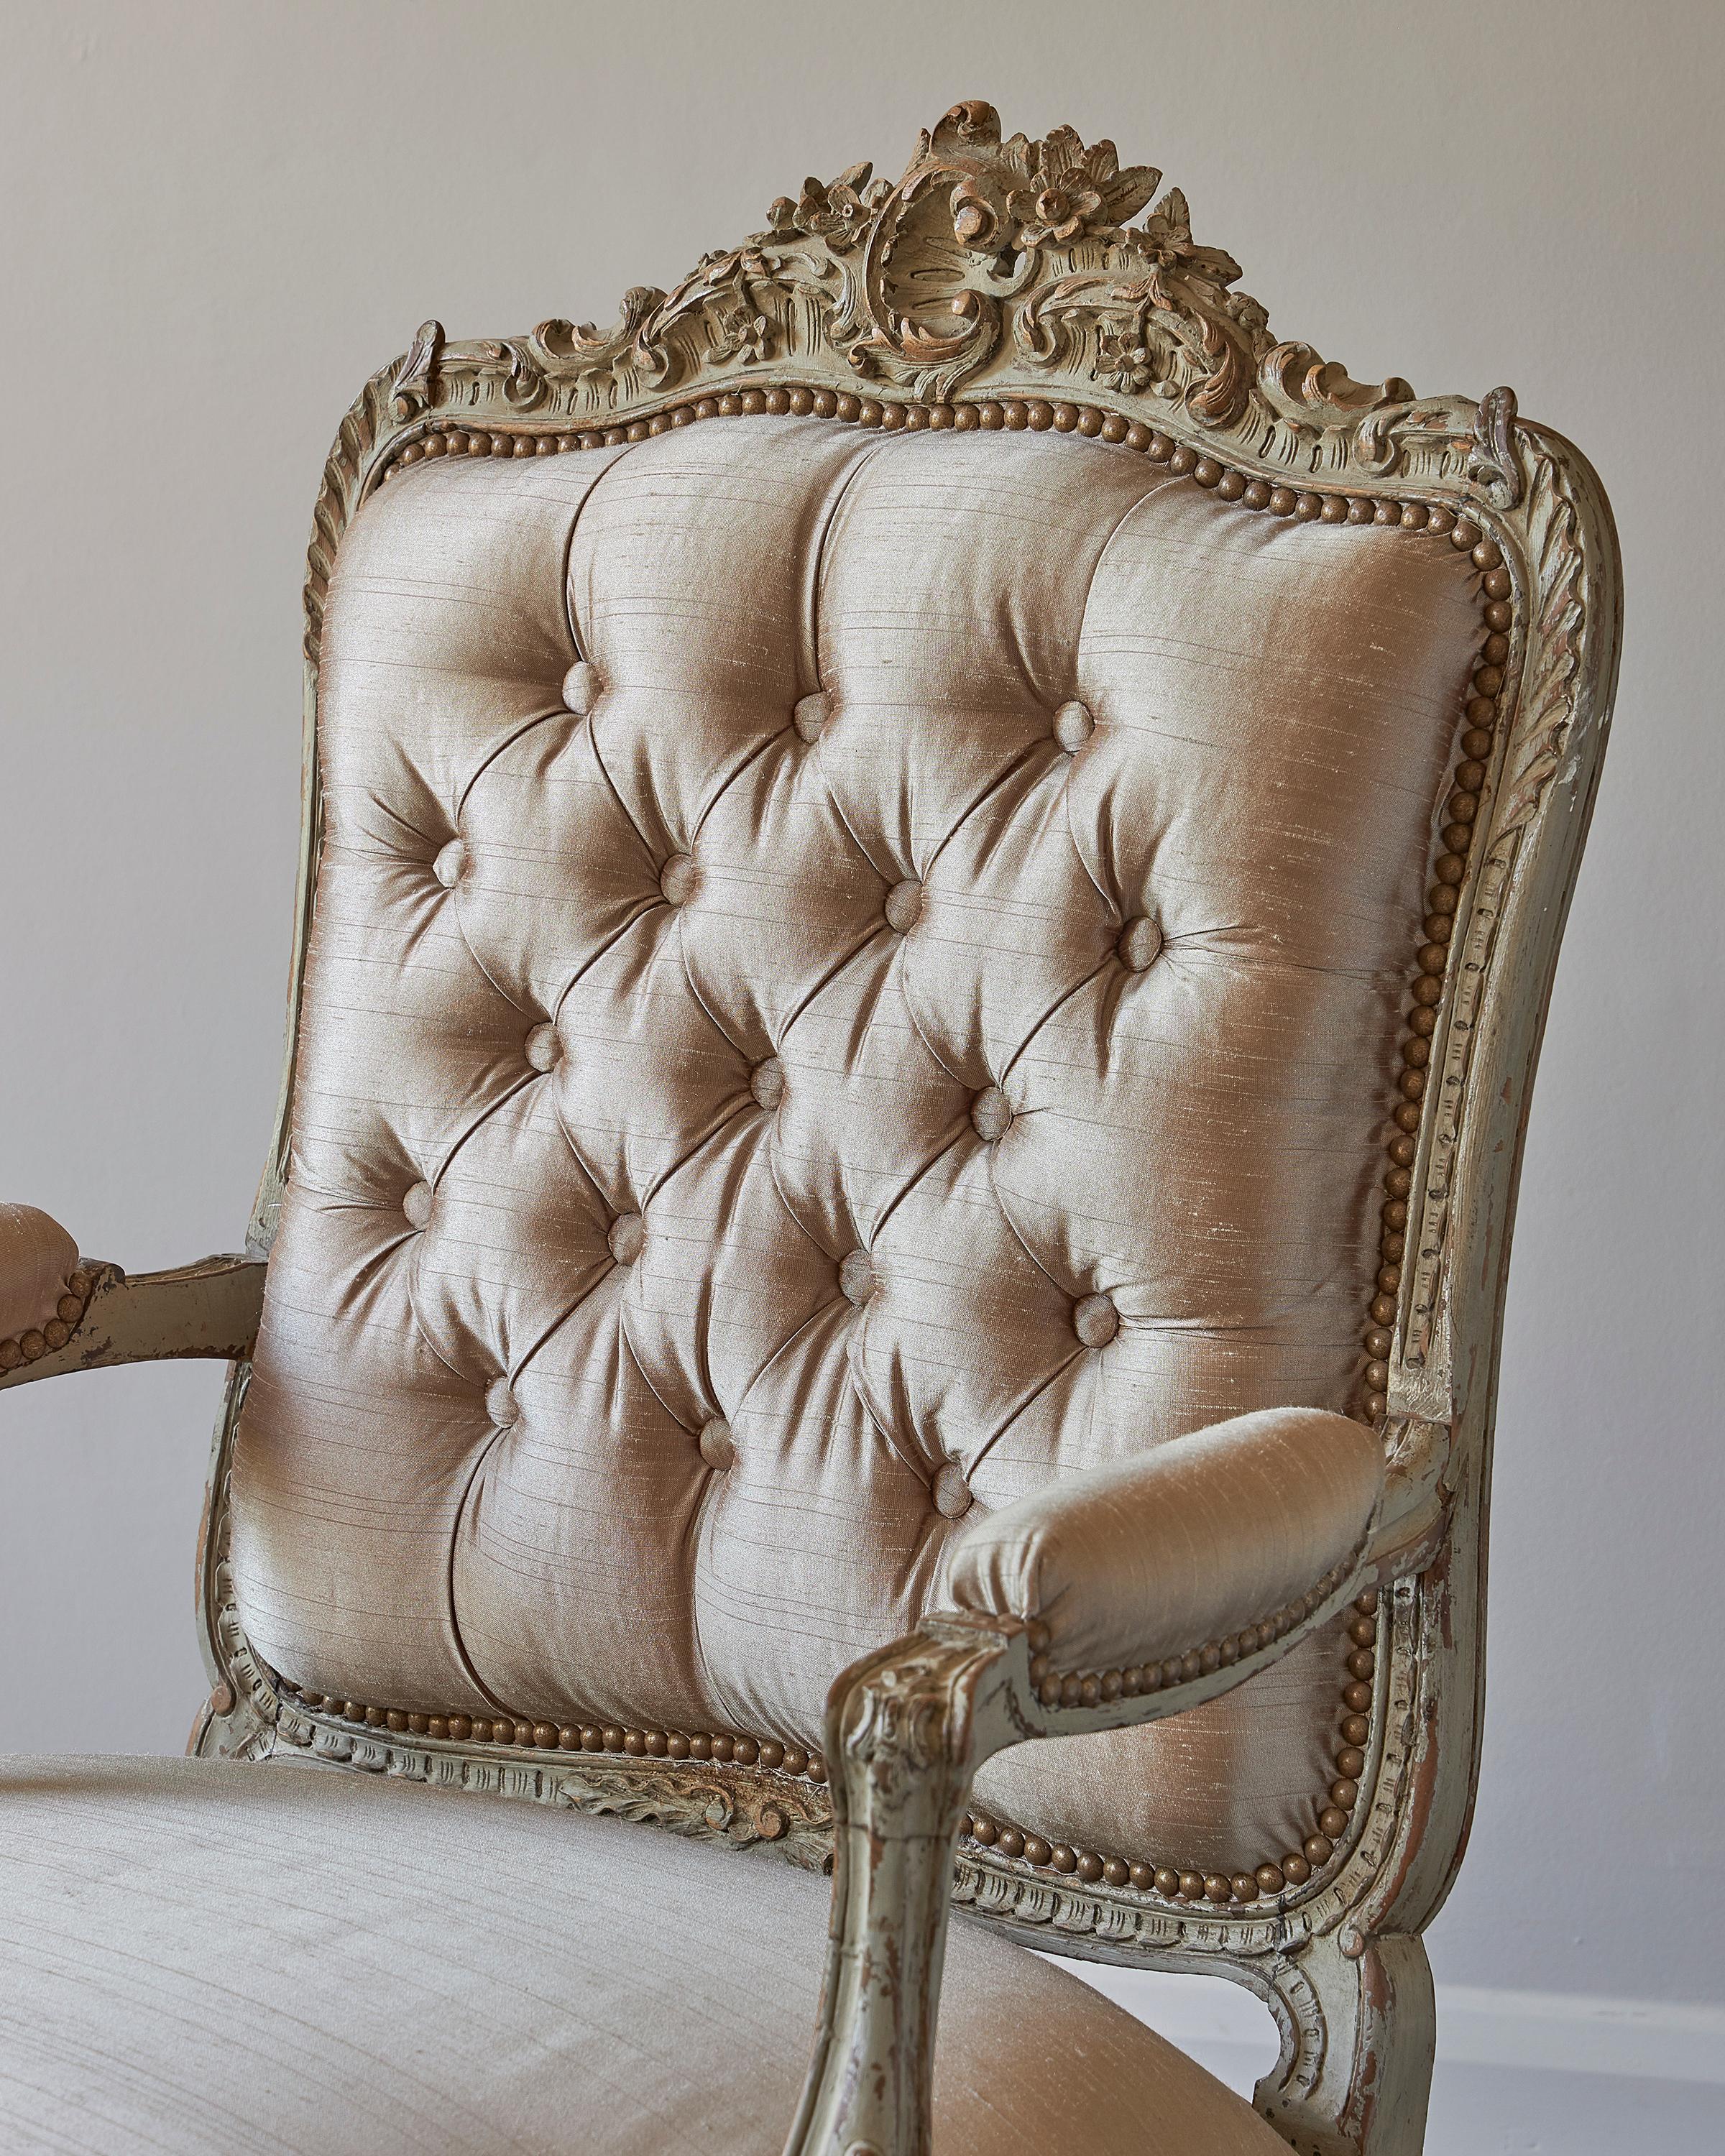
[0,1756,1284,2156]
[234,415,1478,1875]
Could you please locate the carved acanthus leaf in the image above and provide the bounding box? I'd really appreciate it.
[262,1695,837,1869]
[389,318,443,421]
[1468,383,1526,508]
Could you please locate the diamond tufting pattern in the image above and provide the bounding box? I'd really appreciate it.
[231,415,1481,1870]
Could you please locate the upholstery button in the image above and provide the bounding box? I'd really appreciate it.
[1118,915,1164,970]
[525,1023,560,1072]
[932,1461,973,1519]
[1073,1291,1120,1348]
[485,1377,519,1428]
[562,660,602,716]
[402,1181,433,1229]
[839,1249,876,1306]
[432,840,466,888]
[1053,699,1095,752]
[750,1056,786,1110]
[793,692,830,744]
[698,1417,736,1471]
[970,1085,1013,1142]
[608,1212,645,1264]
[884,879,924,934]
[660,852,696,905]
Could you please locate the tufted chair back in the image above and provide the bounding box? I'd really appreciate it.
[229,402,1486,1881]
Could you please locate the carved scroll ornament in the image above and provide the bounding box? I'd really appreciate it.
[303,101,1538,670]
[520,101,1511,488]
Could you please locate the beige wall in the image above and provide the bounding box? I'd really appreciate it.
[3,0,1719,2014]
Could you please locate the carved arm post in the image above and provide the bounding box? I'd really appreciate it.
[782,1617,1029,2156]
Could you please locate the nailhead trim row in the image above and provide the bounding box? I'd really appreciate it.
[0,1267,96,1371]
[965,1586,1381,1905]
[1364,518,1510,1421]
[276,1683,827,1784]
[1024,1553,1356,1710]
[277,1583,1375,1908]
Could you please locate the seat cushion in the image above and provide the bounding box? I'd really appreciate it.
[1,1754,1284,2155]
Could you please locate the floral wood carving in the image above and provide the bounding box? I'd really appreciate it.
[299,101,1534,666]
[523,99,1460,450]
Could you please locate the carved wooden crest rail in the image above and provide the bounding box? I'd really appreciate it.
[305,101,1532,676]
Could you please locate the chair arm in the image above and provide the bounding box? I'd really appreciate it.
[784,1408,1385,2156]
[944,1406,1384,1690]
[0,1203,264,1391]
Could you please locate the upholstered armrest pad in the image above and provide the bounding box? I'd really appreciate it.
[945,1407,1384,1675]
[0,1204,83,1353]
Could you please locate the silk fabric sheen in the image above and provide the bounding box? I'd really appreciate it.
[232,417,1479,1871]
[0,1756,1285,2155]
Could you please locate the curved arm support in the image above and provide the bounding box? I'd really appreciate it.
[0,1252,264,1391]
[784,1498,1378,2156]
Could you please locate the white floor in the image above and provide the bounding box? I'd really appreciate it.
[1053,1963,1724,2155]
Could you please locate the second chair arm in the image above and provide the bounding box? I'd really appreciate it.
[0,1202,264,1392]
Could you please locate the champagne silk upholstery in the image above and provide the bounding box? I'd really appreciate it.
[232,416,1481,1871]
[947,1407,1384,1671]
[0,1756,1285,2155]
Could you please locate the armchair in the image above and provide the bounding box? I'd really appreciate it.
[1,102,1618,2156]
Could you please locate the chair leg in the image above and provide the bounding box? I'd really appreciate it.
[1252,1931,1435,2156]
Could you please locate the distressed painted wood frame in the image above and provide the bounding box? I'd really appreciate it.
[137,100,1614,2156]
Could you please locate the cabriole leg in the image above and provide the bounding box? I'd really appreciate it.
[1254,1931,1435,2156]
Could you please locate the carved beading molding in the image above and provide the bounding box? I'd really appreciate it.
[270,1702,837,1870]
[1393,425,1614,1414]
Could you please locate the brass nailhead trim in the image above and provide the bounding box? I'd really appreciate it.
[369,395,1498,1902]
[276,1685,827,1786]
[1024,1552,1356,1710]
[1362,519,1511,1420]
[0,1268,96,1370]
[965,1585,1381,1906]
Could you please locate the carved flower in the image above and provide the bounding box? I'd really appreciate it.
[949,179,1001,250]
[1095,323,1157,394]
[707,293,773,366]
[1136,187,1243,296]
[1007,126,1159,249]
[1226,290,1271,341]
[768,163,891,252]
